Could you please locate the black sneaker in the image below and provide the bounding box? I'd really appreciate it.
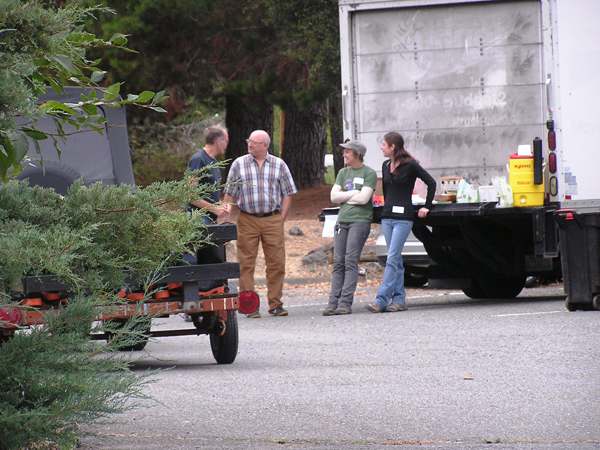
[270,307,289,316]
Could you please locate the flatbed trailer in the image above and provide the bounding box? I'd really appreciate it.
[0,223,249,364]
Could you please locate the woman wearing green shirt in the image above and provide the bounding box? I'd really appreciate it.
[324,140,377,316]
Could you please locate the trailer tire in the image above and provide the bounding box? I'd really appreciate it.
[463,276,525,299]
[110,318,151,351]
[210,310,238,364]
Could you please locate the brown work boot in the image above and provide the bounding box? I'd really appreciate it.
[323,307,336,316]
[385,303,407,312]
[365,303,383,313]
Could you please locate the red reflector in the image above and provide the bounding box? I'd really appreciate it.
[548,130,556,150]
[238,290,260,315]
[549,152,557,173]
[0,307,21,328]
[565,213,574,220]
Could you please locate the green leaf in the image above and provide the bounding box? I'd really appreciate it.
[51,54,77,74]
[22,128,49,141]
[127,94,139,102]
[0,142,11,181]
[103,84,122,102]
[136,91,155,103]
[43,101,77,116]
[109,33,128,47]
[52,118,66,139]
[82,104,98,115]
[153,91,167,103]
[91,70,106,83]
[82,115,103,127]
[11,131,30,164]
[30,137,42,157]
[149,106,167,113]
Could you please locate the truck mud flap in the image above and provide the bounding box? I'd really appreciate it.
[554,210,600,311]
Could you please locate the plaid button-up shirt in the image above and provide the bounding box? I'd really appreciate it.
[224,153,297,215]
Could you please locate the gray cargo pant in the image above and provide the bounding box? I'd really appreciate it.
[327,221,371,310]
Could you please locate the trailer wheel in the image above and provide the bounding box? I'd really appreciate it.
[0,332,14,344]
[210,310,238,364]
[110,318,151,351]
[463,276,525,299]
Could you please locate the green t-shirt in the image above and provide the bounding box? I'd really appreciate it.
[335,165,378,223]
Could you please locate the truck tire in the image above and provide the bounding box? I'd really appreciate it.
[110,318,151,351]
[463,276,525,299]
[210,310,238,364]
[462,280,487,299]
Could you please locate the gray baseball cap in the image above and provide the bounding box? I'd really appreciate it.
[340,140,367,156]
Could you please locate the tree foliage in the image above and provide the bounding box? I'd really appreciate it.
[0,175,216,293]
[0,173,220,450]
[83,0,344,186]
[0,3,233,448]
[0,295,155,450]
[0,0,167,180]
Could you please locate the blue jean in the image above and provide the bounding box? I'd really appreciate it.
[328,221,371,309]
[375,219,413,308]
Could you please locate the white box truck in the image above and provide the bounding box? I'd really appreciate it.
[338,0,600,309]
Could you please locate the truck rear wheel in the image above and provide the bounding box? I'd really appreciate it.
[405,273,428,288]
[210,310,238,364]
[463,276,525,299]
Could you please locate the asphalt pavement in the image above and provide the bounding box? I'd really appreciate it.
[81,283,600,450]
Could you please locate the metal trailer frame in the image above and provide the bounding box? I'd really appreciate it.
[2,224,242,363]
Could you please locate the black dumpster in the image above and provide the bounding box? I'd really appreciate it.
[554,210,600,311]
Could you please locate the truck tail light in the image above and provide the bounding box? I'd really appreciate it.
[549,152,557,173]
[238,290,260,315]
[547,120,556,150]
[0,307,22,328]
[548,130,556,150]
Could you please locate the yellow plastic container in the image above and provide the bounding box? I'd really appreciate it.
[509,153,545,207]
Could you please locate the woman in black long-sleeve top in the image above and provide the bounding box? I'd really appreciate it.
[366,132,436,313]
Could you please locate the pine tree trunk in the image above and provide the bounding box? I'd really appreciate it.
[328,91,345,177]
[224,94,274,170]
[281,100,327,189]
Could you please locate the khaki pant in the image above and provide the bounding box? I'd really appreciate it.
[236,212,286,313]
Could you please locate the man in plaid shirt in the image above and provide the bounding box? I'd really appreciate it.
[224,130,297,317]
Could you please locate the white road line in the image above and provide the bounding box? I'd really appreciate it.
[494,310,564,317]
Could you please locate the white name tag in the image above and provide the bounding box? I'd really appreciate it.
[353,177,364,185]
[392,206,405,214]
